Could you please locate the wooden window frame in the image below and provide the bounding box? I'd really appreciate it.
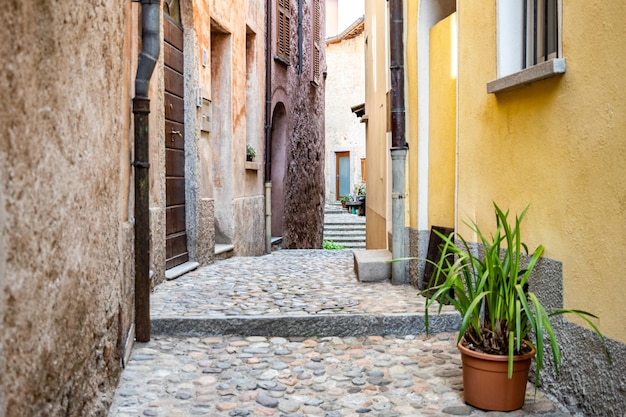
[276,0,291,64]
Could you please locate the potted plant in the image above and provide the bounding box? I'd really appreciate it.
[339,196,349,209]
[246,145,257,162]
[416,203,610,411]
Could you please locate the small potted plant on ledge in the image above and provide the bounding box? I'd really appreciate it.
[246,145,257,162]
[414,203,610,411]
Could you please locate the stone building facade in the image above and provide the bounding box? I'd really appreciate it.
[325,17,366,203]
[0,3,134,416]
[0,0,324,415]
[268,0,326,249]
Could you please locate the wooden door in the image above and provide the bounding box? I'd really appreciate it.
[164,14,188,269]
[335,151,350,199]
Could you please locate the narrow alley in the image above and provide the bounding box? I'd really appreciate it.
[108,250,570,417]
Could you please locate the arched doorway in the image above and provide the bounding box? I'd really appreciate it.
[271,103,287,238]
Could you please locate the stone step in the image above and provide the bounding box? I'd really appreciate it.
[323,222,366,228]
[324,239,366,247]
[151,311,461,338]
[214,243,234,260]
[353,249,391,282]
[323,230,366,238]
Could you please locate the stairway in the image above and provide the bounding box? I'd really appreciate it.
[323,202,366,249]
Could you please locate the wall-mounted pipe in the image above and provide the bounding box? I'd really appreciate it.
[264,0,273,253]
[133,0,160,342]
[389,0,408,284]
[389,0,405,150]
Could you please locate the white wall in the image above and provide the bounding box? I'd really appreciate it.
[324,30,366,201]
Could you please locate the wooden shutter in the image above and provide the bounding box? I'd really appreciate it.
[277,0,290,62]
[312,0,320,81]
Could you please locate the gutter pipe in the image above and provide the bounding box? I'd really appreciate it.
[389,0,408,284]
[133,0,160,342]
[264,0,273,253]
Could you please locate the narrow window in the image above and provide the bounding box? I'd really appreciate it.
[277,0,291,63]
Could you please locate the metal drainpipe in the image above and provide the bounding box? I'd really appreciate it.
[389,0,408,285]
[133,0,160,342]
[264,0,273,253]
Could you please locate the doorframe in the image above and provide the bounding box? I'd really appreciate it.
[335,151,350,200]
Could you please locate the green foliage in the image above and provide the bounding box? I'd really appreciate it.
[339,196,350,202]
[323,240,345,250]
[246,145,257,158]
[398,203,610,386]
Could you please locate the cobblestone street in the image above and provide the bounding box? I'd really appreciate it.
[108,250,573,417]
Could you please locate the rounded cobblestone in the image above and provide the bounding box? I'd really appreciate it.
[109,250,573,416]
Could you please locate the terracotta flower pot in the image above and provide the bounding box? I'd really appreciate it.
[458,340,536,411]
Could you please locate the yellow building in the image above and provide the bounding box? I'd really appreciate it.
[365,1,626,413]
[363,0,392,250]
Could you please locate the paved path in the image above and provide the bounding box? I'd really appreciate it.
[108,250,573,417]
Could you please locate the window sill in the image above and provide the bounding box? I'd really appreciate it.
[274,55,290,67]
[245,161,262,171]
[487,58,566,94]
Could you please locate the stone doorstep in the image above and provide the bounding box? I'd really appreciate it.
[165,261,200,280]
[353,249,392,282]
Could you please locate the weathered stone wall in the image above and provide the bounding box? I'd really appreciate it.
[528,259,626,416]
[0,2,133,416]
[279,0,326,249]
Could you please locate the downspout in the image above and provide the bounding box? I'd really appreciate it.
[264,0,273,253]
[133,0,160,342]
[389,0,408,285]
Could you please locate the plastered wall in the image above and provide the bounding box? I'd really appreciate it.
[457,0,626,344]
[364,0,391,249]
[0,2,134,415]
[325,29,366,202]
[455,1,626,414]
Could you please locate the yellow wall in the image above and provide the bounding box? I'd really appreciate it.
[364,0,390,249]
[406,0,419,229]
[427,14,456,229]
[457,1,626,342]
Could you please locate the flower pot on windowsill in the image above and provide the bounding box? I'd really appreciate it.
[246,155,254,162]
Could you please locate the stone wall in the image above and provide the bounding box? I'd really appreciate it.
[279,0,326,249]
[0,2,133,416]
[528,259,626,416]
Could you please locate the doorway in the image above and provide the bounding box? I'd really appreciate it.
[335,151,350,199]
[163,6,189,269]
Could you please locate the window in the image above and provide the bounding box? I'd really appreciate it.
[523,0,559,69]
[489,0,564,93]
[276,0,291,63]
[312,0,321,83]
[163,0,181,25]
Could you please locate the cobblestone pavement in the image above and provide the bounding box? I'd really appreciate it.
[150,251,435,319]
[108,250,573,416]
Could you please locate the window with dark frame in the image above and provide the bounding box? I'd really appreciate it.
[277,0,291,63]
[523,0,559,69]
